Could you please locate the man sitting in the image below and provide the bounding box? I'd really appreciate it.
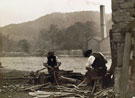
[45,51,61,84]
[85,50,107,87]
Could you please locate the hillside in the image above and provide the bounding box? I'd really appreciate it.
[0,11,111,52]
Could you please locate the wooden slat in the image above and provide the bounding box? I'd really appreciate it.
[120,32,131,98]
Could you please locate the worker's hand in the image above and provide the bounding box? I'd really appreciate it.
[57,62,61,66]
[54,66,58,68]
[36,70,39,73]
[43,63,48,67]
[85,66,90,70]
[47,66,52,68]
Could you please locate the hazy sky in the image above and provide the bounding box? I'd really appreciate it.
[0,0,111,27]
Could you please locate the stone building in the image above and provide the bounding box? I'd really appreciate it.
[87,37,101,52]
[87,5,111,55]
[87,36,111,54]
[110,0,135,97]
[100,36,111,53]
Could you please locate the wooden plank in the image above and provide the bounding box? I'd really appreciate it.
[3,77,29,80]
[120,32,131,98]
[60,76,77,84]
[24,83,51,91]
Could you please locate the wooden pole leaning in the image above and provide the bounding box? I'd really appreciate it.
[120,32,132,98]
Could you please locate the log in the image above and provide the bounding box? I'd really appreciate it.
[94,87,114,98]
[77,78,86,87]
[29,90,84,98]
[3,77,29,80]
[60,76,77,84]
[29,91,61,96]
[58,85,89,94]
[32,93,80,98]
[33,94,50,98]
[24,83,51,91]
[60,71,84,80]
[26,69,84,85]
[91,80,97,95]
[28,83,90,98]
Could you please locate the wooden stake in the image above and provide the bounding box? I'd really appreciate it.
[120,32,131,98]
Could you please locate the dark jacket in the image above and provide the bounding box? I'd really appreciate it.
[91,53,107,69]
[91,53,107,76]
[47,56,57,67]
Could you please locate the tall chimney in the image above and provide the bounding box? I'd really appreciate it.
[100,5,107,39]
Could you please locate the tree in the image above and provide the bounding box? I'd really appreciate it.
[0,33,3,52]
[18,40,29,52]
[36,21,98,51]
[61,21,97,50]
[48,24,59,50]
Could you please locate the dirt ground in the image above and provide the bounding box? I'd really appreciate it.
[0,69,32,98]
[0,57,111,98]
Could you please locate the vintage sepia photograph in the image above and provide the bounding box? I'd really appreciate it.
[0,0,135,98]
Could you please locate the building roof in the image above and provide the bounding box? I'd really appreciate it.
[100,35,110,43]
[87,36,101,41]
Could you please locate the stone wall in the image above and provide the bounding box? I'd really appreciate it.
[111,0,135,97]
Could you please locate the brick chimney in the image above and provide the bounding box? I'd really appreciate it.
[100,5,107,39]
